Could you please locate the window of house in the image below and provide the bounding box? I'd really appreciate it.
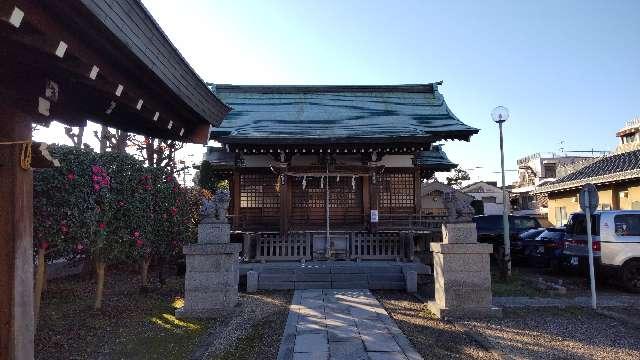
[482,196,497,203]
[543,164,556,178]
[614,214,640,236]
[555,207,568,226]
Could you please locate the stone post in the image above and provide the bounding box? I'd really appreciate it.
[427,222,501,319]
[246,270,258,293]
[176,193,241,318]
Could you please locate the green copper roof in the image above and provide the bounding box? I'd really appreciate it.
[414,145,457,170]
[210,83,478,145]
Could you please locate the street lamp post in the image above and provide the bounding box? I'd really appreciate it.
[492,106,511,278]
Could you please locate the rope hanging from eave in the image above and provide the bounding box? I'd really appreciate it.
[0,140,32,170]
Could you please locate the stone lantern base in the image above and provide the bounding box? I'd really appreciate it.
[175,242,241,318]
[428,223,502,319]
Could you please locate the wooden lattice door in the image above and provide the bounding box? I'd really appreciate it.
[290,176,363,230]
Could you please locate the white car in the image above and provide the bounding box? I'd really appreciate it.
[563,210,640,292]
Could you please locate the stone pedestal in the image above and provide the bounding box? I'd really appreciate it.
[176,221,241,318]
[427,222,502,319]
[198,222,231,244]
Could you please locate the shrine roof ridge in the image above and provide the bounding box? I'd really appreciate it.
[213,83,442,94]
[210,82,478,143]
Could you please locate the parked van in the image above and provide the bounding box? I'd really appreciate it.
[563,211,640,292]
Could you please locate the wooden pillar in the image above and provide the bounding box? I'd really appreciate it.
[280,175,289,234]
[0,104,34,360]
[370,172,379,233]
[232,170,241,229]
[362,175,370,229]
[414,168,422,214]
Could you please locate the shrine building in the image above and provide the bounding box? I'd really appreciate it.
[206,83,478,261]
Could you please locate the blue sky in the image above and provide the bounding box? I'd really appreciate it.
[36,0,640,184]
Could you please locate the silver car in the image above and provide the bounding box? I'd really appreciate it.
[564,211,640,292]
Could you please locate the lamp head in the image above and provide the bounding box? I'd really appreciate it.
[491,106,509,124]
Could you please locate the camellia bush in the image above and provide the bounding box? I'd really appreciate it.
[33,146,99,317]
[33,145,202,310]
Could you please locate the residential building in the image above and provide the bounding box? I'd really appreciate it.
[461,181,505,215]
[536,118,640,226]
[511,152,596,215]
[421,180,474,216]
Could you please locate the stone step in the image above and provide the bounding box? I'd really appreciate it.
[257,280,406,290]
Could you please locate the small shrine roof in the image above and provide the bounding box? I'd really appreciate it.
[210,83,478,145]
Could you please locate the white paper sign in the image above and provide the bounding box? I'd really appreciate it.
[370,210,379,223]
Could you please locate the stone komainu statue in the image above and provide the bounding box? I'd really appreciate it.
[201,190,231,223]
[444,191,475,223]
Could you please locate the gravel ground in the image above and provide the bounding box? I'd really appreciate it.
[195,291,292,360]
[35,270,292,360]
[461,307,640,360]
[375,291,496,360]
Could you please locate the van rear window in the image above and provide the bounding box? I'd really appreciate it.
[614,214,640,236]
[568,214,600,236]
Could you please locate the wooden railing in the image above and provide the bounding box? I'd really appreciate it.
[351,232,402,260]
[255,232,311,260]
[250,231,414,261]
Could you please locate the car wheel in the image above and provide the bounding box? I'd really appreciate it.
[621,260,640,293]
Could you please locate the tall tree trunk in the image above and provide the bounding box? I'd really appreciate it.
[141,256,151,290]
[34,247,46,326]
[64,126,85,147]
[145,137,155,166]
[94,262,106,310]
[98,125,108,153]
[76,126,85,147]
[114,130,128,153]
[158,256,166,288]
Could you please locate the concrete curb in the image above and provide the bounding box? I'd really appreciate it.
[596,309,640,330]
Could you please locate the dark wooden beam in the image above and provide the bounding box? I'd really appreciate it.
[414,168,422,213]
[0,103,34,360]
[232,171,240,230]
[362,175,371,228]
[2,0,227,143]
[280,175,290,234]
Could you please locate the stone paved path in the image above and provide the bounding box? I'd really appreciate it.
[277,289,423,360]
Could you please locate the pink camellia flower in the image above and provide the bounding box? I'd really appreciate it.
[170,207,178,216]
[135,239,144,248]
[40,241,49,250]
[98,222,106,230]
[93,184,100,191]
[118,200,125,207]
[132,230,141,238]
[76,243,84,251]
[59,223,69,234]
[67,171,77,181]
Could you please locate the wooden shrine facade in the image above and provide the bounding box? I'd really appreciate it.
[206,83,478,260]
[226,165,422,232]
